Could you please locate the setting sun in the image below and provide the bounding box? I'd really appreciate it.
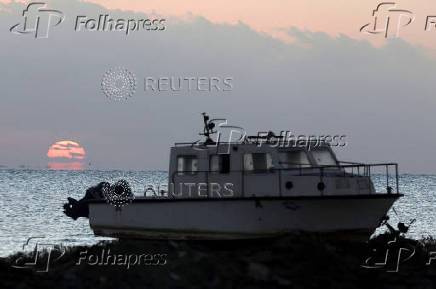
[47,140,86,170]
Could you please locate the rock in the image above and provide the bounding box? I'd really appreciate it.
[248,262,270,281]
[63,271,77,281]
[192,251,208,262]
[169,272,181,281]
[168,241,179,249]
[2,233,436,289]
[272,275,292,286]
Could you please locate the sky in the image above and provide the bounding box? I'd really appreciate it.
[0,0,435,173]
[85,0,436,50]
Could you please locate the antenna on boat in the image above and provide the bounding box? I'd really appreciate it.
[200,112,216,145]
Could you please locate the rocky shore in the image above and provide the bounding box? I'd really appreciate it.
[2,233,436,289]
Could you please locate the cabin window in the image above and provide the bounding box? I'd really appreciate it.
[177,155,198,175]
[311,148,337,166]
[244,153,273,171]
[278,150,311,168]
[210,154,230,174]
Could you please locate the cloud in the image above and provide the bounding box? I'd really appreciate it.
[0,0,435,172]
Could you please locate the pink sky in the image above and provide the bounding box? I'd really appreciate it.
[3,0,436,49]
[86,0,436,49]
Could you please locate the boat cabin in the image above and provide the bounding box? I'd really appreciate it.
[168,142,375,198]
[165,114,378,199]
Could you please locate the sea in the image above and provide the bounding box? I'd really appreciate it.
[0,169,435,257]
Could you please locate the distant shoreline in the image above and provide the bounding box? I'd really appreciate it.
[1,168,436,175]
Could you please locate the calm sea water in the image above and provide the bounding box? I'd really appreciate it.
[0,169,435,257]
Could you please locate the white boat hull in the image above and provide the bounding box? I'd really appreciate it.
[88,194,400,240]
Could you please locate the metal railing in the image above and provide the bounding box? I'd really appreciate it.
[168,162,400,197]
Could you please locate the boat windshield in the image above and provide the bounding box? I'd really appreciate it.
[311,148,337,166]
[278,150,311,169]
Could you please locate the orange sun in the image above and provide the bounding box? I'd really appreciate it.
[47,140,86,170]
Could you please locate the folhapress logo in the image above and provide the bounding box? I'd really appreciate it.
[12,236,66,272]
[10,2,65,39]
[10,2,167,39]
[360,2,414,38]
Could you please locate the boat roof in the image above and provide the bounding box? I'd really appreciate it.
[173,139,332,149]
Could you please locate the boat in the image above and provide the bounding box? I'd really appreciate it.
[64,113,402,240]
